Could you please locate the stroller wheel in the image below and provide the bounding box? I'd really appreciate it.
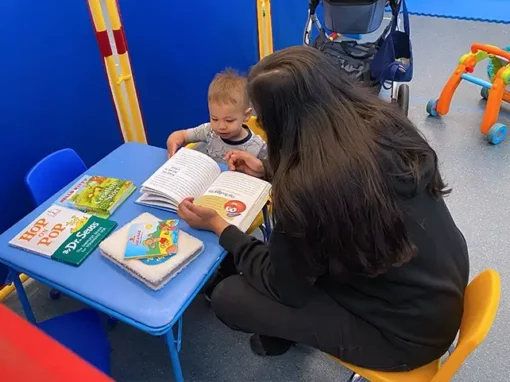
[397,84,410,117]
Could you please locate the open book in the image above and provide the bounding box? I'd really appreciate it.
[136,148,271,232]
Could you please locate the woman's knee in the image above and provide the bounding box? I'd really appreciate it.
[210,275,251,329]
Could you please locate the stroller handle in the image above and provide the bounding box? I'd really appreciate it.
[309,0,319,15]
[471,43,510,61]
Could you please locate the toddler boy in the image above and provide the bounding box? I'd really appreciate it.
[167,69,267,162]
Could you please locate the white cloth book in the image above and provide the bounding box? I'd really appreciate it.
[99,213,204,290]
[137,148,271,233]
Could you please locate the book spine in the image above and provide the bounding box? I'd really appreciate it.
[51,255,80,267]
[84,184,136,215]
[107,185,136,214]
[7,244,52,259]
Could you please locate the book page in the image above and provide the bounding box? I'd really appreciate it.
[136,194,178,211]
[195,171,271,230]
[142,148,221,204]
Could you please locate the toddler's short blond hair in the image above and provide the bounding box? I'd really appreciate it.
[208,68,249,110]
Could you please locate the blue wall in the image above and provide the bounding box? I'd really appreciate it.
[272,0,310,50]
[119,0,260,148]
[0,0,261,235]
[0,1,123,233]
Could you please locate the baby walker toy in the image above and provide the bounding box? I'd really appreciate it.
[304,0,413,116]
[427,43,510,145]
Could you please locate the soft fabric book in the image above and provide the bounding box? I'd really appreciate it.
[136,148,271,233]
[8,205,117,266]
[124,219,180,260]
[57,175,135,218]
[99,213,204,290]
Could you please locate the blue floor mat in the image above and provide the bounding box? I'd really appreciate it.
[403,0,510,24]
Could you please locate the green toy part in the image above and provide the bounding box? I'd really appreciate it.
[459,51,489,65]
[502,67,510,84]
[487,45,510,83]
[459,53,469,64]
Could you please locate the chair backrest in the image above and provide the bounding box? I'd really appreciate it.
[246,115,267,142]
[433,269,501,381]
[0,264,8,287]
[25,148,87,206]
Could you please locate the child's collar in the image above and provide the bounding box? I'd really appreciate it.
[221,125,252,145]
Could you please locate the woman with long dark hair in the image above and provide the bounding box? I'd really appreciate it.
[178,46,469,371]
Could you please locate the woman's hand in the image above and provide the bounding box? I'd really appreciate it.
[177,198,230,235]
[225,150,265,178]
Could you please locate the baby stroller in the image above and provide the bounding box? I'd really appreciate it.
[304,0,412,116]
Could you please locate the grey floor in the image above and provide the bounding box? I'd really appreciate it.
[4,15,510,381]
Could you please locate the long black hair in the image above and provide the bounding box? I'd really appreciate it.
[247,46,449,277]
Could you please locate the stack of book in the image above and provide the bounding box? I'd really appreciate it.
[99,213,204,290]
[9,205,117,266]
[8,174,136,267]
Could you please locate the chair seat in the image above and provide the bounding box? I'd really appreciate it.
[333,357,439,382]
[38,309,110,375]
[330,270,501,381]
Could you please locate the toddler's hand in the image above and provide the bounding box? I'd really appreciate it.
[167,131,185,158]
[225,150,265,178]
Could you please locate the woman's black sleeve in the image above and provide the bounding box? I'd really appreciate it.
[260,159,272,182]
[219,224,324,308]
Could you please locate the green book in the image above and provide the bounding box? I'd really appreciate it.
[57,175,135,218]
[9,205,117,266]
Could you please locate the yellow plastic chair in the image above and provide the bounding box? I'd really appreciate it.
[332,269,501,382]
[243,116,270,234]
[245,115,267,141]
[186,116,268,236]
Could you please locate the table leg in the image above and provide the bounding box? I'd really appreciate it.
[165,319,184,382]
[176,316,183,352]
[9,269,36,324]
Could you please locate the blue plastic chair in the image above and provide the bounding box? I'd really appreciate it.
[25,148,87,206]
[38,309,111,374]
[25,148,87,300]
[23,149,117,321]
[0,265,8,289]
[16,149,111,373]
[3,269,111,374]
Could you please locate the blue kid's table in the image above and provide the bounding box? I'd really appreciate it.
[0,143,228,382]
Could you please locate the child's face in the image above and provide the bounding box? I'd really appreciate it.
[209,102,250,140]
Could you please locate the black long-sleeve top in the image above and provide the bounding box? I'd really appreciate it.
[218,158,469,366]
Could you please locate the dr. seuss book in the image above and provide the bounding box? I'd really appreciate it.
[124,219,180,260]
[136,148,271,232]
[57,175,135,218]
[9,205,117,266]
